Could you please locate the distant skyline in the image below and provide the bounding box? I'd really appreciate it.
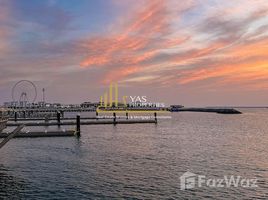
[0,0,268,106]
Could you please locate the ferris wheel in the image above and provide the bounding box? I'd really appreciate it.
[12,80,37,104]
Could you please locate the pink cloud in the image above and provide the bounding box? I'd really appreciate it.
[79,0,268,91]
[80,0,192,83]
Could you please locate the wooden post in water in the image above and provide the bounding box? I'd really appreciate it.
[154,112,157,124]
[113,112,116,125]
[44,115,49,123]
[126,112,129,120]
[60,110,64,118]
[96,111,98,120]
[76,115,81,137]
[57,111,61,126]
[14,111,17,122]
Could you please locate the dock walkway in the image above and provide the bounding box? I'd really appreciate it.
[7,119,156,127]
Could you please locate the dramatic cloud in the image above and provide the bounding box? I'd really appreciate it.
[0,0,268,105]
[80,0,193,83]
[79,0,268,92]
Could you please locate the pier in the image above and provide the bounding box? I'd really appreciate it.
[0,130,76,138]
[6,119,156,127]
[6,108,95,118]
[0,125,24,148]
[8,117,99,121]
[0,111,158,141]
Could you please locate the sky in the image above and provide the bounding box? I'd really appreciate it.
[0,0,268,106]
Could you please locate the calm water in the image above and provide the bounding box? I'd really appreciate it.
[0,109,267,199]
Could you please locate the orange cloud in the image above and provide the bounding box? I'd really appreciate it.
[103,66,142,84]
[172,41,228,64]
[178,60,268,85]
[79,0,268,91]
[176,38,268,89]
[80,0,191,83]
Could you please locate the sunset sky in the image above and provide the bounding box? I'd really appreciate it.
[0,0,268,106]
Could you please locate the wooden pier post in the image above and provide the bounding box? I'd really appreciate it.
[96,111,98,120]
[76,115,81,137]
[113,112,116,125]
[57,111,61,126]
[126,112,129,120]
[60,110,64,118]
[45,115,49,123]
[154,112,157,124]
[14,111,17,122]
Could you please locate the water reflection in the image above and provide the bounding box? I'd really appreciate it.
[0,165,29,199]
[0,110,267,199]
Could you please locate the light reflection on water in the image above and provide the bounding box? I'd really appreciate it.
[0,109,267,199]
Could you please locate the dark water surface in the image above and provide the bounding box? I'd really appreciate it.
[0,109,267,199]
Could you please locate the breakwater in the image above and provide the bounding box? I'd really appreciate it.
[173,107,242,114]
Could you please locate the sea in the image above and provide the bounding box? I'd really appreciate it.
[0,109,267,199]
